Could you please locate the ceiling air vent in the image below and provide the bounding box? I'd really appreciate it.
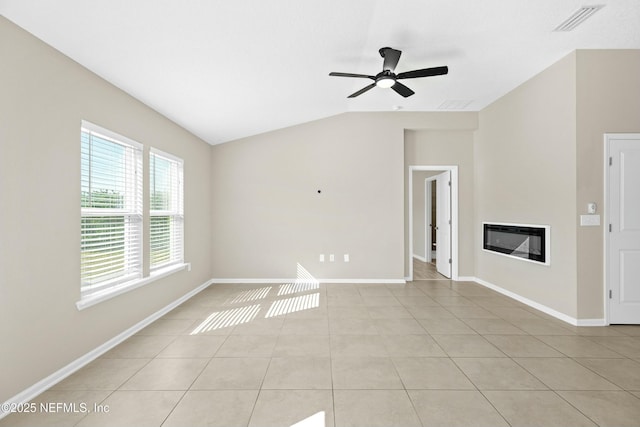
[553,5,604,32]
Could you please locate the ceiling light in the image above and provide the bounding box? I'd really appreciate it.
[376,76,396,88]
[554,5,604,32]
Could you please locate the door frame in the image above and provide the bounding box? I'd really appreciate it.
[408,165,459,281]
[603,133,640,325]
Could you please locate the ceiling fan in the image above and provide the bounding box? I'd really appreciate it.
[329,47,448,98]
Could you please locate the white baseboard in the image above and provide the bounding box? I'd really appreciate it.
[575,318,607,326]
[211,278,406,285]
[1,279,212,420]
[211,278,304,284]
[412,254,427,262]
[406,275,473,282]
[472,277,605,327]
[321,278,406,284]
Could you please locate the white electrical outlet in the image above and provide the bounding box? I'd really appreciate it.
[344,254,350,262]
[319,254,325,262]
[329,254,335,262]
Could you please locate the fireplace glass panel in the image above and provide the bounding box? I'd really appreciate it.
[483,224,546,263]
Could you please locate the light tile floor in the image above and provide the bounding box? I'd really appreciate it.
[3,272,640,426]
[413,259,448,280]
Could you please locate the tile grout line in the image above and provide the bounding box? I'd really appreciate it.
[6,278,639,427]
[476,390,515,427]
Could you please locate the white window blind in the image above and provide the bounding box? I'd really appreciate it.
[150,149,184,270]
[81,121,142,297]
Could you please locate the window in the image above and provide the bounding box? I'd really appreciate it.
[150,149,184,270]
[78,122,187,310]
[80,121,142,297]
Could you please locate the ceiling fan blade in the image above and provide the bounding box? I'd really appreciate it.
[348,83,377,98]
[381,47,402,72]
[397,66,448,80]
[329,72,375,79]
[391,81,415,97]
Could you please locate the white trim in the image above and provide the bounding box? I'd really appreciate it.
[81,119,143,150]
[473,276,604,326]
[457,276,476,282]
[604,134,610,325]
[76,263,189,310]
[473,277,576,324]
[576,318,607,327]
[320,279,406,284]
[1,278,212,420]
[408,165,459,281]
[150,146,184,164]
[412,254,427,262]
[210,278,406,284]
[211,278,312,284]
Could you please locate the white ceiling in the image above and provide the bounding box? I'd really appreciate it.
[2,0,639,144]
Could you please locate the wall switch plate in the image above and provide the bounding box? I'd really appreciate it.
[344,254,349,262]
[319,254,325,262]
[580,214,600,226]
[329,254,335,262]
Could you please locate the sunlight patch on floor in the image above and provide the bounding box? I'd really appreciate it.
[225,287,272,304]
[278,282,320,296]
[265,293,320,318]
[290,411,325,427]
[190,304,261,334]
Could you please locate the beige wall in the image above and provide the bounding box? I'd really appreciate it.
[475,52,578,317]
[210,113,405,280]
[0,17,212,402]
[475,49,640,321]
[211,112,477,281]
[2,12,635,406]
[404,130,476,278]
[575,50,640,319]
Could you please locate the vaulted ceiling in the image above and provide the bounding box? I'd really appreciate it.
[2,0,639,144]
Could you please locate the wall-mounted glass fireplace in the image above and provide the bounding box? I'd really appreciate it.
[483,222,550,265]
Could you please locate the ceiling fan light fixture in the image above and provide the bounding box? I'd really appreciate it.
[376,76,396,88]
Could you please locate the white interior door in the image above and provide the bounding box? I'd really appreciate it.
[435,171,451,278]
[608,134,640,324]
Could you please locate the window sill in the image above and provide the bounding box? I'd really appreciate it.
[76,263,190,311]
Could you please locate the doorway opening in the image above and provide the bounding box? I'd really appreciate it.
[428,178,437,264]
[408,165,459,281]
